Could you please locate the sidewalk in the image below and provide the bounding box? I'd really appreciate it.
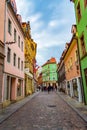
[0,92,40,124]
[57,91,87,123]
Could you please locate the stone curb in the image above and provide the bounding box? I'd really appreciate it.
[57,91,87,123]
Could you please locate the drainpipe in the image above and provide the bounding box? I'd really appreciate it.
[76,37,85,104]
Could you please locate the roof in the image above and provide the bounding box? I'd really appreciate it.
[42,57,56,67]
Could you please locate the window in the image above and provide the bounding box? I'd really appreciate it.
[18,57,20,69]
[65,65,67,73]
[70,58,73,69]
[84,0,87,8]
[80,34,86,56]
[21,41,23,51]
[7,47,11,63]
[31,43,34,51]
[14,28,16,42]
[77,2,81,22]
[17,79,22,96]
[68,61,70,71]
[75,50,78,61]
[8,18,12,35]
[13,53,16,66]
[18,36,20,47]
[21,61,23,71]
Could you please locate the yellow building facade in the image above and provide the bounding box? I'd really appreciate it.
[22,22,37,96]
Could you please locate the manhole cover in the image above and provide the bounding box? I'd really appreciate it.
[48,105,56,108]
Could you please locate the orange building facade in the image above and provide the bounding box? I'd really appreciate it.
[64,25,82,102]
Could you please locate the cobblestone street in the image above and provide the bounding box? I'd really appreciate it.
[0,91,87,130]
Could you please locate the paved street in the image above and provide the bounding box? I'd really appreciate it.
[0,91,87,130]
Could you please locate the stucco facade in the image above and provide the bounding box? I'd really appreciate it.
[57,52,66,93]
[22,22,37,95]
[42,57,58,88]
[0,41,5,109]
[64,31,82,102]
[0,0,5,109]
[2,1,25,107]
[71,0,87,104]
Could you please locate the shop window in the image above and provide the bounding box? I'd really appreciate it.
[17,79,21,96]
[77,2,81,22]
[6,76,10,100]
[84,0,87,8]
[80,34,86,56]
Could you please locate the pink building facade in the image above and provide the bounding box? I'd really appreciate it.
[0,0,5,108]
[1,0,25,107]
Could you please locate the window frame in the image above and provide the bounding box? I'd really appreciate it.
[13,53,16,66]
[21,61,23,71]
[8,18,12,35]
[18,57,20,69]
[21,41,23,52]
[14,28,17,42]
[7,47,11,63]
[76,2,81,23]
[18,36,20,48]
[80,33,86,56]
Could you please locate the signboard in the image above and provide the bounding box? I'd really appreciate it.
[24,68,29,73]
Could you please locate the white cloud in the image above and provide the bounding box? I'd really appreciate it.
[15,0,34,21]
[15,0,76,65]
[28,13,42,23]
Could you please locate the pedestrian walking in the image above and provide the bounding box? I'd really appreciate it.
[48,84,51,93]
[55,84,57,91]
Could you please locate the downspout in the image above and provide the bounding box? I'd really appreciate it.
[2,0,7,103]
[76,37,85,104]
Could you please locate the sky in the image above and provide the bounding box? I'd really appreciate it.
[15,0,76,66]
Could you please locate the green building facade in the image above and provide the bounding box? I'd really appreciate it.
[42,58,58,87]
[71,0,87,104]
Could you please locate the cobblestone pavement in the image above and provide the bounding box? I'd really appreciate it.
[0,91,87,130]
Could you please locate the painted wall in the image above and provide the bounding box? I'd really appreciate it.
[2,1,25,104]
[72,0,87,104]
[0,0,5,42]
[64,38,80,81]
[42,63,57,84]
[4,3,24,78]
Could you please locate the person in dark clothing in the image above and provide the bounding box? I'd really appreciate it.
[55,85,57,91]
[48,84,51,93]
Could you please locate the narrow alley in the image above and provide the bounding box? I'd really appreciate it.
[0,91,87,130]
